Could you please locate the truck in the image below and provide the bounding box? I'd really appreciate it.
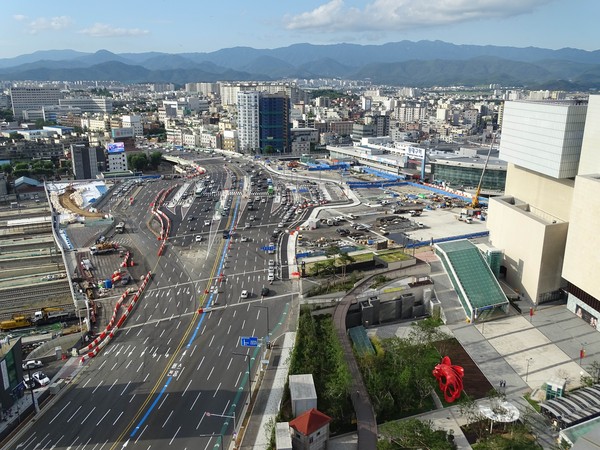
[90,242,118,255]
[32,308,75,325]
[0,307,76,331]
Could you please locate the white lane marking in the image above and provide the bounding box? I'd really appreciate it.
[190,392,201,411]
[92,381,104,394]
[121,381,131,396]
[235,371,242,387]
[134,425,148,444]
[162,410,174,428]
[112,411,124,425]
[213,382,221,398]
[96,409,111,426]
[182,379,192,397]
[49,400,71,424]
[80,406,96,424]
[169,426,181,445]
[158,393,170,409]
[108,378,119,391]
[207,366,214,380]
[226,357,233,370]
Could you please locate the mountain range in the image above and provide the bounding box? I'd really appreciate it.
[1,41,599,89]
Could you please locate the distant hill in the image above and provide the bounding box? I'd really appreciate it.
[0,40,599,88]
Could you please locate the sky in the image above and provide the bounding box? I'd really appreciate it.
[1,0,598,58]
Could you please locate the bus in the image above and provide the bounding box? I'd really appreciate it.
[116,222,125,233]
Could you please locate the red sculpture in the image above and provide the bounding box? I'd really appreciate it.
[433,356,465,402]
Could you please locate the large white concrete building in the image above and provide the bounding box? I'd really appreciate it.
[59,97,113,114]
[237,91,260,153]
[10,86,64,119]
[122,115,143,136]
[488,97,600,331]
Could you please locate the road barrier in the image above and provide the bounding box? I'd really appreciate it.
[80,272,152,363]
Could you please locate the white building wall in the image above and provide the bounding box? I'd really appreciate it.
[107,152,128,172]
[237,91,260,153]
[487,196,569,303]
[504,164,574,222]
[122,115,143,136]
[499,101,587,179]
[577,95,600,175]
[563,175,600,304]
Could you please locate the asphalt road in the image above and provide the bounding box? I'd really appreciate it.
[7,158,297,449]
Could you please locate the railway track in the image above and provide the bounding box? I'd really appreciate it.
[0,282,72,314]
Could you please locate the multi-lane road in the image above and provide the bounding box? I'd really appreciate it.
[7,156,303,449]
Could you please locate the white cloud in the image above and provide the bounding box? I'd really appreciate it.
[78,23,150,38]
[27,16,72,34]
[13,14,27,22]
[285,0,555,31]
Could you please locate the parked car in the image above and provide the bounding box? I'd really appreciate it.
[261,287,270,296]
[195,235,203,242]
[32,371,50,386]
[22,360,43,370]
[240,290,249,299]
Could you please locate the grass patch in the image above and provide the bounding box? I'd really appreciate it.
[376,249,412,262]
[524,393,541,413]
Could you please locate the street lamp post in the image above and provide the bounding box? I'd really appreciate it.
[232,352,252,402]
[254,305,270,346]
[25,365,39,413]
[198,433,224,450]
[525,357,533,382]
[204,411,236,435]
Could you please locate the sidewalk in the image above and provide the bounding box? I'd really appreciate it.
[0,355,85,444]
[239,332,295,450]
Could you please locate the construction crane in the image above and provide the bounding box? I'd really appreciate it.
[471,133,497,209]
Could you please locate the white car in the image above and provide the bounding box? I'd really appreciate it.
[241,236,249,242]
[267,273,275,281]
[204,220,211,226]
[32,372,50,386]
[195,235,203,242]
[240,290,249,299]
[23,375,36,389]
[22,360,43,370]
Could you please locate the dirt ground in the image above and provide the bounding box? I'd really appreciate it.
[436,339,494,400]
[59,191,104,218]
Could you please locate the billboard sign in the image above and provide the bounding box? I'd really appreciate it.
[111,127,134,139]
[107,142,125,154]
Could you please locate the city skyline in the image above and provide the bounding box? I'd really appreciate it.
[1,0,599,58]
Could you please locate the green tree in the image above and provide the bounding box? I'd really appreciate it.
[9,132,24,140]
[127,153,149,171]
[149,151,162,169]
[0,109,14,122]
[378,418,456,450]
[0,163,12,174]
[263,145,275,154]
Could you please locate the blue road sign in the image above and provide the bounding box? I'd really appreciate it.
[261,246,276,252]
[296,252,311,259]
[240,336,259,347]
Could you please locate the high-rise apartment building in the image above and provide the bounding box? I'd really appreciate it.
[237,91,260,154]
[71,144,99,180]
[488,97,600,331]
[259,93,290,153]
[10,86,64,119]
